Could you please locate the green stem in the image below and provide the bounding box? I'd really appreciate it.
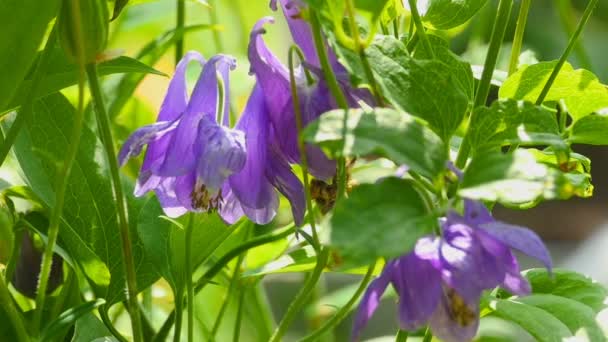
[422,328,433,342]
[0,28,57,168]
[393,16,400,39]
[252,281,276,339]
[508,0,531,75]
[232,289,246,342]
[34,26,80,333]
[208,0,223,52]
[310,9,349,200]
[185,214,195,342]
[299,262,376,342]
[455,0,513,169]
[395,329,409,342]
[154,224,297,341]
[0,276,30,342]
[269,248,329,342]
[536,0,598,105]
[407,0,434,58]
[555,0,593,70]
[5,227,24,284]
[288,46,320,246]
[100,307,129,342]
[175,0,185,64]
[173,289,184,342]
[210,253,245,339]
[86,63,144,342]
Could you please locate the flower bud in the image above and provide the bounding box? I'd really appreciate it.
[58,0,109,63]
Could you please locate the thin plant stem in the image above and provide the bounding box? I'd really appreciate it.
[34,24,81,333]
[0,276,30,342]
[508,0,532,75]
[0,28,57,169]
[309,9,349,200]
[422,328,433,342]
[395,329,409,342]
[208,0,223,52]
[86,63,144,342]
[175,0,185,64]
[407,0,434,58]
[455,0,513,169]
[393,16,400,39]
[210,253,245,339]
[288,45,320,246]
[269,248,330,342]
[299,262,377,342]
[345,0,385,106]
[232,288,246,342]
[100,306,129,342]
[153,224,297,341]
[535,0,599,105]
[251,281,276,339]
[173,288,184,342]
[555,0,593,70]
[185,214,195,342]
[5,227,24,285]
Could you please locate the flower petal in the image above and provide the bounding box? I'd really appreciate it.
[392,252,443,331]
[220,183,278,225]
[118,120,178,166]
[195,116,246,193]
[480,221,553,272]
[229,84,276,209]
[157,55,237,176]
[428,291,480,342]
[463,199,493,225]
[154,177,189,218]
[352,266,393,341]
[271,0,320,66]
[265,142,305,225]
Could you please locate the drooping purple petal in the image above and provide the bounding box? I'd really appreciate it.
[220,184,279,225]
[392,252,443,331]
[229,84,276,209]
[480,221,553,272]
[154,177,188,218]
[500,251,531,295]
[428,291,480,342]
[174,172,196,212]
[270,0,320,66]
[265,142,305,225]
[440,223,506,302]
[195,116,246,193]
[352,266,393,341]
[463,199,493,225]
[118,119,178,166]
[141,52,206,174]
[157,55,237,176]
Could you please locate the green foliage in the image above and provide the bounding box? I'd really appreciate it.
[323,177,434,267]
[58,0,109,63]
[499,61,608,121]
[460,149,592,207]
[0,0,61,111]
[419,0,489,30]
[570,114,608,145]
[7,93,162,304]
[40,299,106,342]
[303,107,447,180]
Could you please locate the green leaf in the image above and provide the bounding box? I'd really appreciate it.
[4,50,166,113]
[527,148,591,174]
[303,107,447,180]
[499,61,608,121]
[460,149,592,207]
[0,0,61,111]
[570,114,608,145]
[112,0,129,20]
[354,0,391,21]
[138,209,238,293]
[359,35,472,140]
[488,298,573,342]
[416,0,489,30]
[324,177,434,267]
[468,99,564,152]
[40,299,106,342]
[243,246,317,277]
[516,294,605,341]
[7,93,162,304]
[524,268,608,313]
[72,313,118,342]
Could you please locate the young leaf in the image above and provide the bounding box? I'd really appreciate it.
[72,313,118,342]
[0,0,60,111]
[488,298,573,341]
[412,0,489,30]
[524,268,608,313]
[499,61,608,121]
[40,299,106,342]
[468,99,564,153]
[303,107,448,180]
[570,114,608,145]
[323,177,435,267]
[460,149,592,207]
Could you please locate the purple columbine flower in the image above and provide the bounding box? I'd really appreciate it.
[248,1,372,181]
[353,200,552,342]
[118,52,246,218]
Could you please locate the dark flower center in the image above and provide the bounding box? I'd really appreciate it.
[446,288,477,327]
[191,184,223,212]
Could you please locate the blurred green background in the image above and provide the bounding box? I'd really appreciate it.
[102,0,608,340]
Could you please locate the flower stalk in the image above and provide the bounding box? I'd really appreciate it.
[86,62,144,342]
[508,0,531,75]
